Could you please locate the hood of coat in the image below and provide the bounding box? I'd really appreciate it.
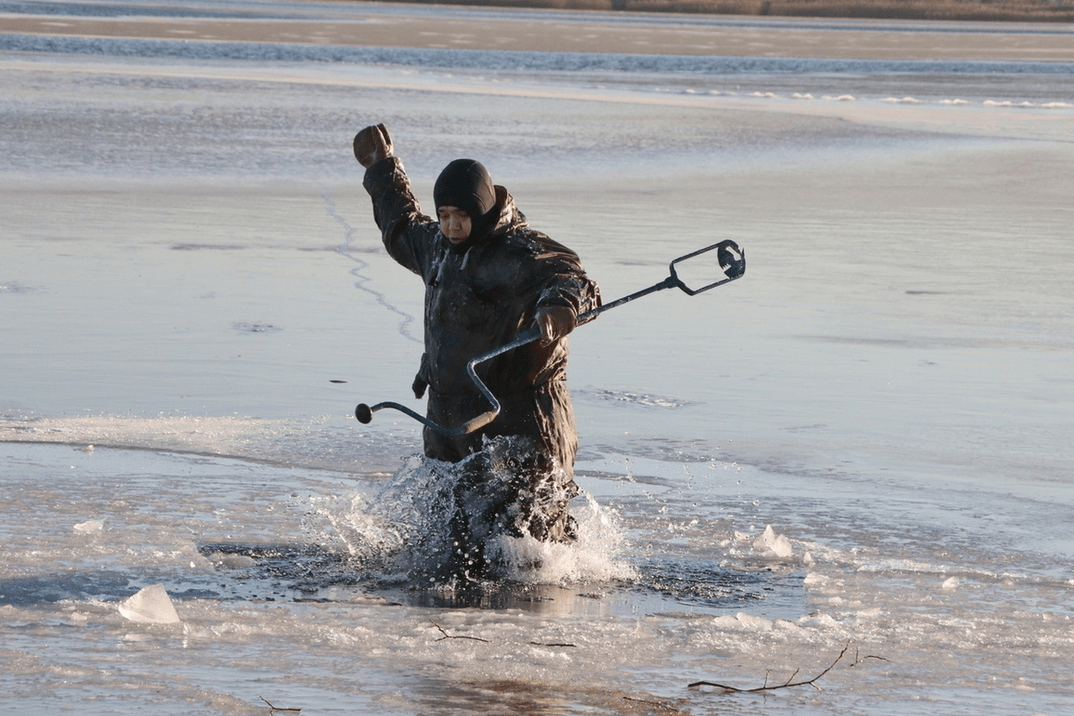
[445,185,524,252]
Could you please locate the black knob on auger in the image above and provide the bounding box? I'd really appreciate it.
[717,241,745,279]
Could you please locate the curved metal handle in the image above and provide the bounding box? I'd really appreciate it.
[354,400,500,437]
[355,326,541,437]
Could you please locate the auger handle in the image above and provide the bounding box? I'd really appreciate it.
[355,240,744,436]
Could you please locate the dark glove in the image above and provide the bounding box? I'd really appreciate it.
[412,373,428,399]
[534,305,577,346]
[412,353,429,398]
[353,123,393,167]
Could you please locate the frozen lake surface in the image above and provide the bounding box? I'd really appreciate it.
[2,1,1073,714]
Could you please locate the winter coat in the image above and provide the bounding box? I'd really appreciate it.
[362,157,601,480]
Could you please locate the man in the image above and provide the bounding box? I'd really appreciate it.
[353,124,600,567]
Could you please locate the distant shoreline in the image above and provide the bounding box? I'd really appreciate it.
[346,0,1074,23]
[4,0,1073,62]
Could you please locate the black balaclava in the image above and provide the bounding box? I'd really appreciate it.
[433,159,497,248]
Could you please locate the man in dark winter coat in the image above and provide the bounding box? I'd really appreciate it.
[353,123,600,553]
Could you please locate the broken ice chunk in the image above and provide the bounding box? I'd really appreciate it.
[118,584,180,624]
[752,524,794,558]
[73,519,105,534]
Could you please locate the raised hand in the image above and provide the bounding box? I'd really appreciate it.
[353,123,394,167]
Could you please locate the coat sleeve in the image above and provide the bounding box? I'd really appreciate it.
[527,235,602,321]
[362,156,442,282]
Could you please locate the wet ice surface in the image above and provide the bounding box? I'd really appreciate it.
[3,2,1074,714]
[0,443,804,712]
[3,440,1072,715]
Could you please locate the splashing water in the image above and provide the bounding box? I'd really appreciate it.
[306,448,636,595]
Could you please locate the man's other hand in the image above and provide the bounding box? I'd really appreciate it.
[535,305,577,346]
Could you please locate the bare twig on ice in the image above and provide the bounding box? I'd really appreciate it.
[431,620,490,643]
[850,646,889,668]
[688,641,886,693]
[260,696,302,714]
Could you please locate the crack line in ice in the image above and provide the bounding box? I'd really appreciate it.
[323,187,419,344]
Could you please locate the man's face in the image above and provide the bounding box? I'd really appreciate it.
[437,206,472,243]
